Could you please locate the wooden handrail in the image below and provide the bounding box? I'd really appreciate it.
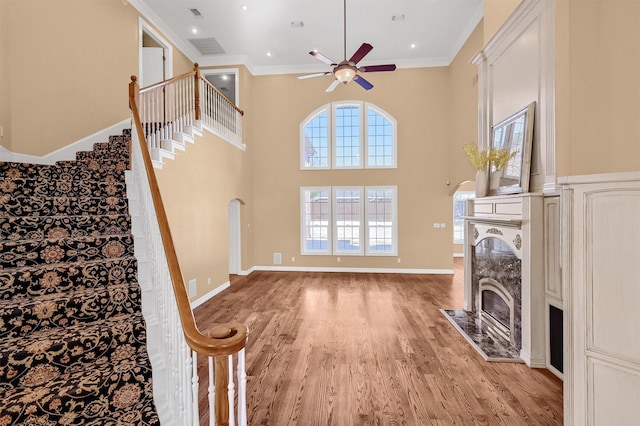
[139,70,197,93]
[129,75,247,423]
[129,75,247,354]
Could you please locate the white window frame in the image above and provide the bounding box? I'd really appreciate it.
[300,101,397,170]
[453,191,475,244]
[365,186,398,256]
[332,102,363,169]
[364,104,397,169]
[300,106,331,170]
[300,185,398,256]
[300,187,332,255]
[333,186,364,255]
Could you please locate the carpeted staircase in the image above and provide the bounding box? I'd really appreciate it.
[0,130,159,424]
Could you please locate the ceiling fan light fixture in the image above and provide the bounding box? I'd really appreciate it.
[335,65,356,83]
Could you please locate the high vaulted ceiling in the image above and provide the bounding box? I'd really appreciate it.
[132,0,483,75]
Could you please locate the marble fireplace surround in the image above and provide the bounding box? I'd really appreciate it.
[459,194,546,367]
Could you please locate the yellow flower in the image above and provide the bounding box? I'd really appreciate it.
[463,144,491,170]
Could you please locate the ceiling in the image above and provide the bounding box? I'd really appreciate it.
[132,0,483,76]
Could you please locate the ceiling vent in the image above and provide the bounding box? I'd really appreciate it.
[189,8,204,18]
[188,37,226,55]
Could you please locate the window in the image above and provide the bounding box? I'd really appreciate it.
[366,187,397,255]
[334,187,363,254]
[334,105,361,168]
[453,191,475,244]
[301,102,396,169]
[301,187,331,254]
[301,186,397,256]
[366,106,395,167]
[302,108,329,168]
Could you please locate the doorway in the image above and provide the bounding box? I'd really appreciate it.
[138,18,172,87]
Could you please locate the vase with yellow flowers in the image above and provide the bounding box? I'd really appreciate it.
[464,144,517,197]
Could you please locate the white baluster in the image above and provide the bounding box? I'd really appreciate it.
[227,355,235,426]
[208,356,216,426]
[191,350,199,426]
[237,348,247,426]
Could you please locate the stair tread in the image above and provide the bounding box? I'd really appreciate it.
[0,130,159,423]
[0,234,135,270]
[0,336,158,425]
[0,282,142,339]
[0,194,129,217]
[0,213,131,241]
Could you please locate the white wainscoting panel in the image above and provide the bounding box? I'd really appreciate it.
[561,172,640,425]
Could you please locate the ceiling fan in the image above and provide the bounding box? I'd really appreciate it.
[297,0,397,92]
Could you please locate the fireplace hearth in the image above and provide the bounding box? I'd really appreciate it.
[443,194,546,367]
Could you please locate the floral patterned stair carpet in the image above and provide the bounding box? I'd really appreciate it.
[0,130,159,425]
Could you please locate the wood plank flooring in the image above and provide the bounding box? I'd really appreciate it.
[194,260,563,425]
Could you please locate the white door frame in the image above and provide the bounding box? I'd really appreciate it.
[228,199,242,275]
[138,18,173,86]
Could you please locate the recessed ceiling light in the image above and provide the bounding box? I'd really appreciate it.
[221,74,229,81]
[266,51,272,57]
[241,5,248,12]
[410,43,417,49]
[191,27,199,35]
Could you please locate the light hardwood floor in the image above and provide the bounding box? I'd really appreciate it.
[194,259,563,425]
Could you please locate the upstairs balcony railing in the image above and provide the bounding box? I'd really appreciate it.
[136,63,244,155]
[129,66,248,426]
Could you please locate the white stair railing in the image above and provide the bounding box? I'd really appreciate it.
[134,64,244,163]
[129,78,249,425]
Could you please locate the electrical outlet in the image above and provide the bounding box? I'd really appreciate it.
[397,257,401,263]
[208,278,211,285]
[291,256,295,262]
[337,257,341,262]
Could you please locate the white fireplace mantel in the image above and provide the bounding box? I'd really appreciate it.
[464,193,545,367]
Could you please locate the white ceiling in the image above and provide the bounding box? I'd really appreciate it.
[132,0,483,76]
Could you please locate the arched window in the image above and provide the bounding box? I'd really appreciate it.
[300,101,397,169]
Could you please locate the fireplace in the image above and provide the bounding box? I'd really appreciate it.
[451,194,546,367]
[480,279,515,344]
[472,234,523,351]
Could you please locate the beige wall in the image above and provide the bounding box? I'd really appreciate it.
[0,0,10,146]
[249,24,481,272]
[2,0,192,156]
[449,21,483,255]
[555,0,640,176]
[155,131,253,299]
[483,0,522,45]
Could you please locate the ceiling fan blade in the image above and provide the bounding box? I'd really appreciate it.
[297,72,331,80]
[310,50,336,66]
[349,43,373,64]
[359,64,397,73]
[325,79,341,93]
[354,75,373,90]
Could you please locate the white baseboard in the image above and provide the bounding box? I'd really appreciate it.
[453,253,464,258]
[189,281,230,309]
[0,119,131,164]
[249,265,454,274]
